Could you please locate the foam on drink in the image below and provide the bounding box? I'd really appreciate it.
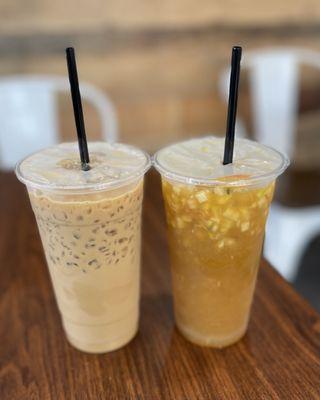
[155,136,286,185]
[18,141,149,189]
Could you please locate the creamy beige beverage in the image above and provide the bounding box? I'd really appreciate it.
[154,136,288,348]
[16,142,150,353]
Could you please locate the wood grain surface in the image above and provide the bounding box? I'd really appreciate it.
[0,170,319,399]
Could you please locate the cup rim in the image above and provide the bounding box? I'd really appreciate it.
[153,136,290,187]
[15,142,151,193]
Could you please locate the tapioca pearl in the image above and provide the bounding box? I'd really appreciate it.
[62,243,69,250]
[88,259,101,269]
[98,246,109,253]
[105,229,117,236]
[49,255,56,265]
[66,261,78,267]
[117,205,124,213]
[103,243,112,251]
[121,246,129,258]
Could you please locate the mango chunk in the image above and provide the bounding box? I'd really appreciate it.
[241,222,250,232]
[195,191,208,203]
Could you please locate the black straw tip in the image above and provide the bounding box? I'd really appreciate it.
[81,162,91,171]
[231,47,242,65]
[232,46,242,53]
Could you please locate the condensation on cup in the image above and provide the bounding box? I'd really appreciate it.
[154,136,289,348]
[16,142,151,353]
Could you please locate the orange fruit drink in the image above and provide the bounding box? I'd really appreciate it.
[154,136,289,348]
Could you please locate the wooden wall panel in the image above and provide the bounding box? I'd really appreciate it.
[0,0,320,32]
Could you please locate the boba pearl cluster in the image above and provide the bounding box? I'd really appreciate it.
[30,182,143,274]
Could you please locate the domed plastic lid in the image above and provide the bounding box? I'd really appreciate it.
[153,136,289,187]
[16,141,151,192]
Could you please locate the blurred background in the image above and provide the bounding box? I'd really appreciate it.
[0,0,319,309]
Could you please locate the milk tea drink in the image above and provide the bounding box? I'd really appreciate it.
[16,142,150,353]
[154,136,288,348]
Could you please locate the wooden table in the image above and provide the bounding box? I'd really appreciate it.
[1,170,319,399]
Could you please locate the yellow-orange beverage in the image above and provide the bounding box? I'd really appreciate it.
[162,177,274,347]
[154,136,288,348]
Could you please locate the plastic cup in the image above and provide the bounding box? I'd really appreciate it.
[16,142,150,353]
[154,136,289,348]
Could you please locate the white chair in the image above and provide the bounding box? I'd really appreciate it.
[219,48,320,281]
[0,75,118,169]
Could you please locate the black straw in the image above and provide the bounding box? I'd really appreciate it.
[223,46,242,165]
[66,47,90,171]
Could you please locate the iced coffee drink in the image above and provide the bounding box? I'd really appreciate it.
[154,136,288,348]
[16,142,150,353]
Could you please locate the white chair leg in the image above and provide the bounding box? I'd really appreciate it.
[264,205,320,281]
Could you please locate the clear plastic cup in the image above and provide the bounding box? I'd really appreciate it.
[154,136,289,348]
[16,142,151,353]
